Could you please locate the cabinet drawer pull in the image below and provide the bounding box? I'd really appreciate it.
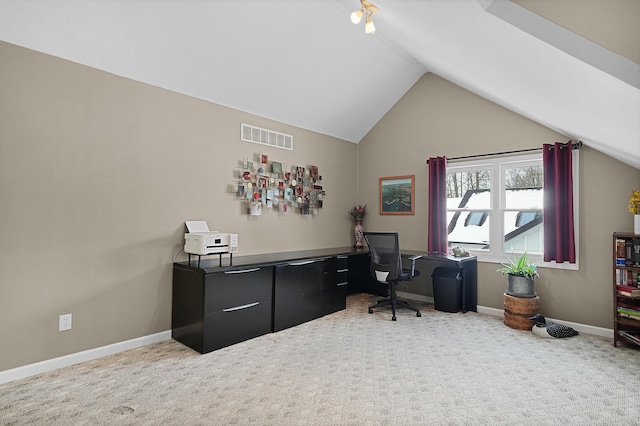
[337,282,349,287]
[288,260,315,266]
[223,302,260,312]
[224,268,260,274]
[337,268,349,273]
[288,258,327,266]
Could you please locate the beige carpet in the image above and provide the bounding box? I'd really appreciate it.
[1,293,639,425]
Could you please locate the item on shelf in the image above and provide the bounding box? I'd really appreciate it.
[616,238,626,265]
[618,331,640,345]
[617,301,640,312]
[617,307,640,319]
[616,284,640,296]
[617,312,640,321]
[626,239,634,266]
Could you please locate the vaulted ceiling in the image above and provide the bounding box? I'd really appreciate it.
[1,0,638,169]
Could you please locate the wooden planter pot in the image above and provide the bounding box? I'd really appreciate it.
[503,293,539,330]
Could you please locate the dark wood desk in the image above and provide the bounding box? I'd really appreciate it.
[348,250,477,312]
[412,253,477,313]
[172,248,477,353]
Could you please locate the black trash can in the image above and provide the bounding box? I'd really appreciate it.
[431,267,462,313]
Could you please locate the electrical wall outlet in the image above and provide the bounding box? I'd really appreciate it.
[59,313,72,331]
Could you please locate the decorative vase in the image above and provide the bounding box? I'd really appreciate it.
[635,214,640,235]
[505,274,536,298]
[354,220,364,249]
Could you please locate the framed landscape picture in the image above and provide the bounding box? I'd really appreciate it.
[379,175,415,215]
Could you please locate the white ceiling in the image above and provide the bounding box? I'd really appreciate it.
[0,0,638,169]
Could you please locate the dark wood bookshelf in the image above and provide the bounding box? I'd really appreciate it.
[613,232,640,348]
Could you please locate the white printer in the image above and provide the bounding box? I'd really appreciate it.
[184,221,238,256]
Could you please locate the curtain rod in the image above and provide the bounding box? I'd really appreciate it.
[428,141,582,163]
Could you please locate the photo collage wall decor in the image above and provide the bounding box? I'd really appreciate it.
[235,153,326,216]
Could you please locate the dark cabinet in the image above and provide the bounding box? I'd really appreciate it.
[322,255,349,316]
[274,258,326,332]
[172,265,273,354]
[347,252,387,296]
[273,255,351,332]
[173,247,360,354]
[202,301,271,353]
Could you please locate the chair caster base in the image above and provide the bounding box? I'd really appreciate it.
[368,308,373,314]
[417,312,421,317]
[392,316,396,321]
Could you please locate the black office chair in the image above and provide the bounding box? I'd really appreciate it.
[363,232,422,321]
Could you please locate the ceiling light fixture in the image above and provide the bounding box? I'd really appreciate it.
[350,0,378,34]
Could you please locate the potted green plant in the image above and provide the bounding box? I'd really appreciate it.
[497,252,539,298]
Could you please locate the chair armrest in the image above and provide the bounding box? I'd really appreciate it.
[406,255,421,279]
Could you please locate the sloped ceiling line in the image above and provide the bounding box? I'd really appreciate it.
[485,0,640,89]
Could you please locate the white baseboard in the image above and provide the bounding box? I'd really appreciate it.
[476,305,504,317]
[400,292,614,339]
[0,330,171,385]
[476,305,613,338]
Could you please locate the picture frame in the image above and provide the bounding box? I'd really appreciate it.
[379,175,415,215]
[271,161,282,174]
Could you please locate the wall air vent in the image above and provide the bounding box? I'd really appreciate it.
[241,123,293,151]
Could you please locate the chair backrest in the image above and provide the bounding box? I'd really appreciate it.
[363,232,402,282]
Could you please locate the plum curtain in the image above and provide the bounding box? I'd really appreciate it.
[543,141,576,263]
[428,156,448,254]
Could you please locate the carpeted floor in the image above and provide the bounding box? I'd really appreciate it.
[1,293,639,425]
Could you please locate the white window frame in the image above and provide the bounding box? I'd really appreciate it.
[447,152,579,271]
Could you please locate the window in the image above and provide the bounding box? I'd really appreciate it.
[466,211,488,226]
[446,152,578,270]
[515,211,541,228]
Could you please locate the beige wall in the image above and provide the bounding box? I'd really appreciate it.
[2,39,639,373]
[358,72,640,329]
[0,41,357,371]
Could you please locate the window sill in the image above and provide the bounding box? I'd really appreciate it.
[474,252,579,271]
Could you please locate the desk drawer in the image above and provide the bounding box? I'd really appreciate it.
[204,266,272,314]
[203,299,272,353]
[335,270,349,286]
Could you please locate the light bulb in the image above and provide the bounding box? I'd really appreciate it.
[350,9,363,24]
[365,14,375,34]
